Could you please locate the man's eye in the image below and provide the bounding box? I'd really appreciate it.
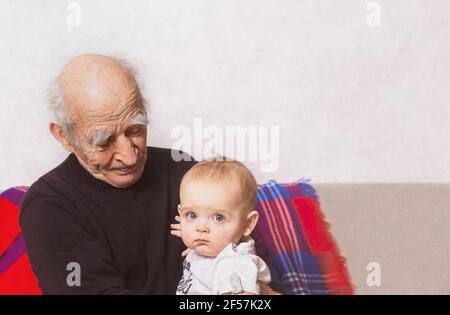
[97,141,110,148]
[213,214,225,223]
[186,211,197,220]
[95,137,113,149]
[126,126,145,137]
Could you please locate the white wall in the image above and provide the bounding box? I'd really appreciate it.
[1,0,449,189]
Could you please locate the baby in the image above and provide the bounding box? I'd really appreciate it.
[174,158,271,295]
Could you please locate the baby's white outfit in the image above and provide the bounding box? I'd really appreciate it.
[176,238,271,295]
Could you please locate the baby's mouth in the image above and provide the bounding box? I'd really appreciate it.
[193,239,210,246]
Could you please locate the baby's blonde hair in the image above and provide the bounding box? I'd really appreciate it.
[181,157,257,214]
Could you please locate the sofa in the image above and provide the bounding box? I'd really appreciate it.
[315,183,450,294]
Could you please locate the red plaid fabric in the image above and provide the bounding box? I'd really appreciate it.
[252,179,354,294]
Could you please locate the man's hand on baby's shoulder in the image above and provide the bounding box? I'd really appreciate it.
[170,215,182,237]
[170,215,192,257]
[181,248,192,257]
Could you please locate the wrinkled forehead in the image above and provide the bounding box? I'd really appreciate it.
[74,86,146,134]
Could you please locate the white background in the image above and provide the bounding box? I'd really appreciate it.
[1,0,449,189]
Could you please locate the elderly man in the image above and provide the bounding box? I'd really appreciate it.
[19,54,196,294]
[20,54,277,295]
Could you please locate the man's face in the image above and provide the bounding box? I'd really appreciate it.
[69,86,148,189]
[178,178,247,257]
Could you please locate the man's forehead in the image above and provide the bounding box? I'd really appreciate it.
[85,109,146,135]
[68,81,140,114]
[60,55,139,116]
[73,84,142,123]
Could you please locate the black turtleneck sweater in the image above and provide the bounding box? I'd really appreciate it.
[19,146,196,294]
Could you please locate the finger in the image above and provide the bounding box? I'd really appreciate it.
[181,248,192,257]
[258,283,281,295]
[175,215,181,223]
[170,230,181,237]
[170,223,181,230]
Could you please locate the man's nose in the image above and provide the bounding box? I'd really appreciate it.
[115,135,138,166]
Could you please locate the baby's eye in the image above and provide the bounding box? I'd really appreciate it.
[185,211,197,220]
[212,214,225,223]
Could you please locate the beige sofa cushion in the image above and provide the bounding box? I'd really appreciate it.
[315,184,450,294]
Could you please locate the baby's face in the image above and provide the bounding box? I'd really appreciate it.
[179,178,247,257]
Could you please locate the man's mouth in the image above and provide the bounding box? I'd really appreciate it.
[112,163,137,174]
[111,153,143,174]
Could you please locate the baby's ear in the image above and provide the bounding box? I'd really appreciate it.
[242,210,259,237]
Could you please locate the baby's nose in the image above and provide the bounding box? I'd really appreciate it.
[196,225,209,233]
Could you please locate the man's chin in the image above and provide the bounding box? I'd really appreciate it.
[106,167,144,188]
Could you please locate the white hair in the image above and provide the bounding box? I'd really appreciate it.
[48,80,79,145]
[48,56,149,147]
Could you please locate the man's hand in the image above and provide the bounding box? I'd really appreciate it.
[259,282,281,295]
[170,215,191,257]
[170,215,182,238]
[223,283,281,295]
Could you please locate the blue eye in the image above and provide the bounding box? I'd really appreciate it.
[213,214,225,223]
[186,211,197,220]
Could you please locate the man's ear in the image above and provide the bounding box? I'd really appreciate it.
[49,122,74,152]
[243,210,259,237]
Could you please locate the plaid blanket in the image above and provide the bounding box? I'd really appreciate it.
[0,186,41,294]
[252,179,354,294]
